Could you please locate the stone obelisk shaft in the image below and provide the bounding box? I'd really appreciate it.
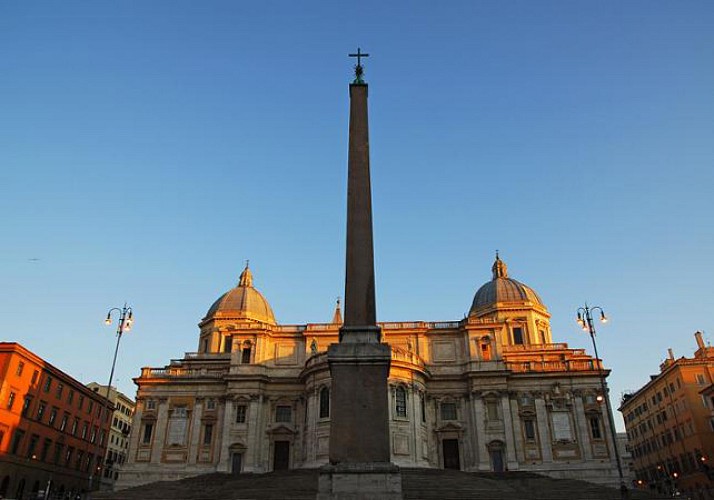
[327,81,391,465]
[343,83,377,333]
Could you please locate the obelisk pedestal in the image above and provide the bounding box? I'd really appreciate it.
[317,56,402,500]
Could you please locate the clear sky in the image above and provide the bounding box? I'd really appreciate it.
[1,1,713,431]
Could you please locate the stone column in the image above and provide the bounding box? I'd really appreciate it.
[150,398,169,463]
[574,396,593,460]
[187,398,204,466]
[501,394,518,469]
[535,398,553,462]
[218,398,232,471]
[472,397,490,470]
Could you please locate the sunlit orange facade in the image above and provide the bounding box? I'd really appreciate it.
[619,332,714,499]
[0,342,110,499]
[118,258,622,490]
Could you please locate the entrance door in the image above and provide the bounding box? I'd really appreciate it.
[490,448,504,472]
[231,453,242,475]
[273,441,290,470]
[442,439,460,470]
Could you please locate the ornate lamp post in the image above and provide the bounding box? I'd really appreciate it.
[89,304,133,495]
[576,303,626,496]
[104,304,133,398]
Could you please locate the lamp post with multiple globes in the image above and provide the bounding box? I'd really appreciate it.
[88,304,133,496]
[576,303,626,496]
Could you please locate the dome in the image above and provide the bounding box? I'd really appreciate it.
[469,255,544,315]
[204,264,276,324]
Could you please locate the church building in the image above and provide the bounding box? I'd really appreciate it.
[116,256,621,488]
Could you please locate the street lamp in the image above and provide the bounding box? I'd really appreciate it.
[89,303,133,495]
[576,303,626,496]
[104,303,133,398]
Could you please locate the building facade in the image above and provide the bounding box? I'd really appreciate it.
[117,257,620,489]
[0,342,110,499]
[86,383,135,491]
[620,331,714,499]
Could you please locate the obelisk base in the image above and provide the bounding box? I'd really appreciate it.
[317,463,403,500]
[327,341,391,462]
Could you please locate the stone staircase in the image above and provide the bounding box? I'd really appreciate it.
[94,468,670,500]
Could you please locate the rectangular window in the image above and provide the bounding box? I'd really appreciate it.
[524,419,536,440]
[206,399,216,410]
[11,429,25,455]
[203,423,213,445]
[56,383,64,399]
[589,416,602,439]
[275,405,292,423]
[65,447,74,466]
[395,388,407,418]
[697,374,706,385]
[40,438,52,461]
[236,405,247,424]
[88,400,93,414]
[68,389,74,404]
[81,422,88,440]
[241,346,252,364]
[21,396,33,417]
[71,418,79,436]
[78,395,84,411]
[16,361,25,376]
[513,327,524,345]
[43,375,52,392]
[53,443,63,465]
[60,413,68,432]
[146,399,156,411]
[142,422,154,445]
[440,402,457,421]
[37,401,46,422]
[319,388,330,419]
[486,401,499,420]
[27,433,39,459]
[7,391,16,410]
[49,407,58,426]
[31,370,39,384]
[421,395,426,423]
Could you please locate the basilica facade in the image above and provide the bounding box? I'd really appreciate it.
[116,256,620,489]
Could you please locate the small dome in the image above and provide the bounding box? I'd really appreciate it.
[469,255,544,315]
[205,264,276,324]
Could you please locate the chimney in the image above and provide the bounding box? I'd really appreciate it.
[668,348,675,361]
[695,331,706,350]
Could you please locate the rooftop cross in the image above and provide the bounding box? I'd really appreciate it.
[348,47,369,83]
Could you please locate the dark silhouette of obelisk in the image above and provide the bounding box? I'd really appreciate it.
[327,48,392,465]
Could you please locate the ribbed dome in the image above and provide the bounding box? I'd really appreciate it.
[469,255,544,315]
[205,264,276,324]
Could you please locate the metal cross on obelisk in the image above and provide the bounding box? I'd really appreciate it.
[348,47,369,83]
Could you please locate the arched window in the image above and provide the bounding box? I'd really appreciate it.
[241,341,252,364]
[319,387,330,419]
[395,387,407,418]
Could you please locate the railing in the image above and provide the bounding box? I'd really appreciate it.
[502,343,568,352]
[140,366,229,379]
[381,321,460,330]
[507,359,603,373]
[183,352,231,359]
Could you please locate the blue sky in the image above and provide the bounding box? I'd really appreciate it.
[1,1,713,430]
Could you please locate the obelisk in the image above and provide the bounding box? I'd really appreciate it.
[318,49,401,500]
